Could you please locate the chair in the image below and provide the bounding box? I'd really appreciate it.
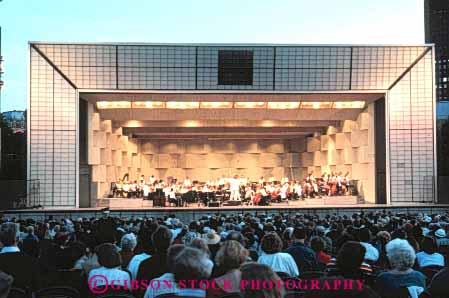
[299,271,325,279]
[7,287,28,298]
[219,293,242,298]
[95,294,137,298]
[284,291,307,298]
[421,265,444,282]
[382,288,411,298]
[34,286,80,298]
[154,293,178,298]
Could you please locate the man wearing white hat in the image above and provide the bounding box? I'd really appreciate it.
[435,229,449,247]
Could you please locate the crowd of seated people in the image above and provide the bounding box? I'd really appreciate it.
[110,171,354,206]
[0,210,448,297]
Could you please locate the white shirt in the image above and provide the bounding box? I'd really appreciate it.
[416,252,445,268]
[144,273,178,298]
[0,246,20,254]
[360,242,379,262]
[230,178,240,191]
[258,252,299,277]
[88,267,130,287]
[127,253,151,279]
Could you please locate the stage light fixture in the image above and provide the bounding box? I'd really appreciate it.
[300,102,332,109]
[96,101,131,109]
[200,102,233,108]
[132,101,165,108]
[267,102,300,109]
[234,102,266,108]
[333,101,365,109]
[166,101,200,109]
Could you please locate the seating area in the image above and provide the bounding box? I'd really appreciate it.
[0,211,448,298]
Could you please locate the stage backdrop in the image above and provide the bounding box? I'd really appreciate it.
[88,107,373,203]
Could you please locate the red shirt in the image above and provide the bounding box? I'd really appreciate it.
[317,251,332,264]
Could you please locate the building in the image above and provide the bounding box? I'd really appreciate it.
[2,110,26,131]
[425,0,449,199]
[28,42,437,208]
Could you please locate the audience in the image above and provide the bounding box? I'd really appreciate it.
[0,211,448,298]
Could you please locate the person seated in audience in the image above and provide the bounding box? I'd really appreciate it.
[201,228,221,259]
[326,241,373,283]
[374,230,391,269]
[137,226,173,282]
[285,226,320,273]
[189,237,212,258]
[375,239,426,294]
[119,233,137,269]
[425,263,449,298]
[315,226,332,254]
[258,232,299,277]
[358,227,380,264]
[207,240,249,298]
[0,271,13,298]
[435,228,449,247]
[416,236,445,269]
[0,222,41,291]
[21,225,39,258]
[240,262,284,298]
[172,247,213,298]
[87,243,130,288]
[310,236,331,270]
[143,244,185,298]
[127,225,154,279]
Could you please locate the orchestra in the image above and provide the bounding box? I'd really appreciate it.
[110,171,352,207]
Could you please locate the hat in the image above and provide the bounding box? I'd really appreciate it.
[316,226,326,234]
[423,216,432,223]
[435,229,446,238]
[202,229,221,245]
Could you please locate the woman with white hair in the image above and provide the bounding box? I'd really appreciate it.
[120,233,137,269]
[375,238,426,293]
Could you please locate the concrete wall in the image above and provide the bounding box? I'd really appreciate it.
[88,110,308,199]
[139,138,307,183]
[304,106,376,202]
[88,108,143,201]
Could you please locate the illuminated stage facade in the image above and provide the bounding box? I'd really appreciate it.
[28,43,437,208]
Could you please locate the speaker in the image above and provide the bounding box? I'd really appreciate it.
[208,202,220,207]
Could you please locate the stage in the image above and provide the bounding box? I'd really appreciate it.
[3,197,448,223]
[95,195,363,209]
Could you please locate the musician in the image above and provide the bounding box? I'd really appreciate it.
[280,182,289,201]
[149,175,156,185]
[293,181,302,200]
[114,179,123,197]
[258,184,270,206]
[183,177,192,188]
[218,175,226,189]
[122,181,130,198]
[229,175,241,201]
[244,185,255,204]
[139,175,146,197]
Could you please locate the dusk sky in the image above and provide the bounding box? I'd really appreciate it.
[0,0,425,111]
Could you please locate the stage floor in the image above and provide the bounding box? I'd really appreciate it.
[96,195,362,209]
